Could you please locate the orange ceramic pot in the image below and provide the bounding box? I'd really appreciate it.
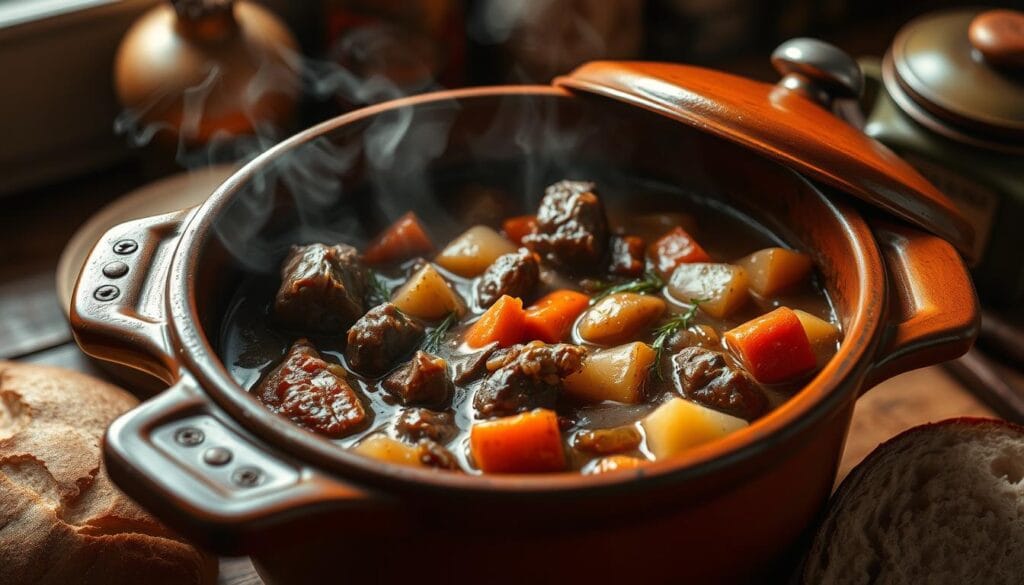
[72,66,977,584]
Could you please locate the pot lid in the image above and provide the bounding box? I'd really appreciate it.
[889,8,1024,145]
[554,56,975,259]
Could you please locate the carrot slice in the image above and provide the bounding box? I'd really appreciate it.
[465,295,526,349]
[648,226,711,277]
[523,290,590,343]
[502,215,538,246]
[724,307,817,384]
[470,409,565,473]
[363,211,434,265]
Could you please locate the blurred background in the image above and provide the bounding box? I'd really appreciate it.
[1,0,1021,200]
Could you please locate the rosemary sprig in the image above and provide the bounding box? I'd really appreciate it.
[368,271,393,305]
[649,298,706,380]
[422,312,457,354]
[590,271,665,304]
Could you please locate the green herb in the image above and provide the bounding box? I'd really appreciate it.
[590,271,665,304]
[369,271,393,304]
[423,312,457,354]
[649,298,706,380]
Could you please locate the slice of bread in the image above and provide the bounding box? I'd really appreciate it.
[803,418,1024,585]
[0,362,217,585]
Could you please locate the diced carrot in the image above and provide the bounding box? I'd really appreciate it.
[724,307,817,384]
[523,289,590,343]
[502,215,538,246]
[363,211,434,265]
[465,295,526,349]
[470,409,565,473]
[648,226,711,277]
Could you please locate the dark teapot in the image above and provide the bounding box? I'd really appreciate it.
[773,8,1024,307]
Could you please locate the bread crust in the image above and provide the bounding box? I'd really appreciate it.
[0,362,217,585]
[803,417,1024,585]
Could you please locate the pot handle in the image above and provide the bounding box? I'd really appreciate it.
[70,209,195,387]
[104,374,381,554]
[863,219,980,390]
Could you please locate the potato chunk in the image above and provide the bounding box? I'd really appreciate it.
[352,435,422,466]
[794,309,840,367]
[391,263,467,320]
[667,263,749,318]
[435,226,517,277]
[642,397,748,459]
[564,342,655,404]
[737,247,813,297]
[577,293,666,346]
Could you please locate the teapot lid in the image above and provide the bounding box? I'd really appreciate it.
[554,56,975,259]
[887,8,1024,148]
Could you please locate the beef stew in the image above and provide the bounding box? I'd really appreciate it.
[220,178,841,475]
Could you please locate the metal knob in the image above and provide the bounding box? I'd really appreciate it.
[772,38,864,109]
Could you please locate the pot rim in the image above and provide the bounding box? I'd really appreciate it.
[164,85,886,498]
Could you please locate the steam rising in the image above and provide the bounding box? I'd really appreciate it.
[114,3,628,274]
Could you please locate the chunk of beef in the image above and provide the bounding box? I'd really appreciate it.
[522,180,609,269]
[274,243,370,334]
[608,235,645,277]
[391,408,458,444]
[672,346,767,421]
[572,426,642,455]
[473,341,586,417]
[450,342,498,384]
[381,351,451,406]
[416,439,460,470]
[255,339,368,437]
[346,303,424,376]
[474,248,540,308]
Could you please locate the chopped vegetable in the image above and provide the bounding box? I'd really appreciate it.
[667,263,749,319]
[649,299,704,380]
[522,289,590,343]
[564,342,656,404]
[577,292,666,346]
[724,307,817,383]
[793,309,840,367]
[608,235,646,277]
[470,408,565,473]
[391,263,467,320]
[502,215,538,246]
[423,312,458,354]
[648,226,711,277]
[642,397,748,459]
[586,455,645,474]
[465,295,526,349]
[590,270,664,303]
[435,225,518,277]
[363,211,435,265]
[352,435,423,467]
[737,247,813,297]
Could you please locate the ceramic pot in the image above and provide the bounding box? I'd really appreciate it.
[72,62,978,583]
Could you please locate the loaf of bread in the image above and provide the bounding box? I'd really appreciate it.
[0,362,217,585]
[803,418,1024,585]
